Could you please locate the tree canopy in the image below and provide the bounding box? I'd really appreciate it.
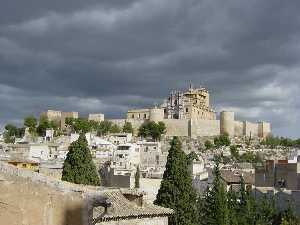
[154,137,197,225]
[135,165,140,188]
[61,133,100,185]
[123,122,134,134]
[214,134,231,147]
[138,121,166,141]
[36,115,59,136]
[24,115,37,134]
[261,135,300,148]
[197,164,299,225]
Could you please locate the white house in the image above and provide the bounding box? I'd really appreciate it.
[113,143,140,169]
[106,133,132,145]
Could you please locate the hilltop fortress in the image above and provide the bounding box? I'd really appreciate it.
[109,85,271,139]
[41,85,271,139]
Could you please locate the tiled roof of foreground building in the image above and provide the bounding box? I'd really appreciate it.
[220,169,254,184]
[93,190,173,223]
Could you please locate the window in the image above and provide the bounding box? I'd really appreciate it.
[117,146,130,150]
[131,114,134,119]
[186,108,189,113]
[138,114,140,119]
[144,114,147,119]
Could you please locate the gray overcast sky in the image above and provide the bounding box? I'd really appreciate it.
[0,0,299,137]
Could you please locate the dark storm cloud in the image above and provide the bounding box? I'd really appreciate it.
[0,0,300,137]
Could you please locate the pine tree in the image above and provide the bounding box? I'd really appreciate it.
[62,133,100,185]
[237,176,257,225]
[123,122,134,134]
[203,162,229,225]
[135,165,140,188]
[256,195,276,225]
[154,137,197,225]
[227,187,239,225]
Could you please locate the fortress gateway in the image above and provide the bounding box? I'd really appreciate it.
[110,86,271,138]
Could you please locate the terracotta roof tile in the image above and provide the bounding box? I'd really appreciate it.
[93,190,173,223]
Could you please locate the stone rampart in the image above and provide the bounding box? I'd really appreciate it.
[234,121,244,137]
[244,121,259,137]
[190,119,220,138]
[162,119,189,137]
[0,161,95,225]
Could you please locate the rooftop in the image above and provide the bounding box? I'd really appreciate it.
[220,169,254,184]
[93,190,173,223]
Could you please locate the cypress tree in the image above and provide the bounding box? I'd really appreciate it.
[203,162,229,225]
[227,187,239,225]
[135,165,140,188]
[237,176,257,225]
[62,133,100,185]
[154,137,197,225]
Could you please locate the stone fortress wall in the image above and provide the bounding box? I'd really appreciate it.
[0,161,96,225]
[110,110,271,138]
[41,86,271,139]
[110,86,272,139]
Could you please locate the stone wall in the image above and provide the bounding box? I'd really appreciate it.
[190,119,220,138]
[126,119,146,135]
[0,161,92,225]
[110,117,270,138]
[244,121,259,137]
[109,119,145,136]
[162,119,190,137]
[0,162,171,225]
[234,121,244,137]
[99,217,168,225]
[258,122,271,138]
[108,119,127,128]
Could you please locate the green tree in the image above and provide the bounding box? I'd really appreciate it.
[4,124,18,136]
[230,145,239,160]
[123,122,134,134]
[205,140,213,150]
[214,134,231,147]
[239,151,262,164]
[237,176,257,225]
[110,124,121,133]
[187,151,199,164]
[24,115,37,134]
[65,117,75,128]
[61,133,100,185]
[36,115,50,136]
[135,166,140,188]
[138,121,166,141]
[157,121,166,136]
[73,118,92,133]
[154,137,197,225]
[203,162,229,225]
[227,187,239,225]
[3,132,15,143]
[256,195,276,225]
[3,124,18,143]
[97,120,113,136]
[37,116,60,137]
[279,203,299,225]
